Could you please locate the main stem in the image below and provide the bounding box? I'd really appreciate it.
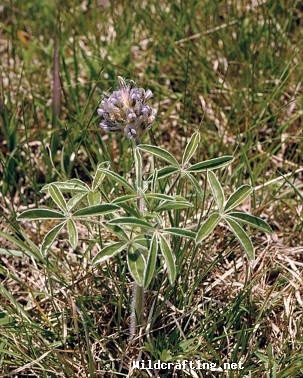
[129,142,145,341]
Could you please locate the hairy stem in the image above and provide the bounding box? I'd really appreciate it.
[129,142,146,341]
[129,284,144,341]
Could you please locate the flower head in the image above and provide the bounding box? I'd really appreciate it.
[97,77,157,142]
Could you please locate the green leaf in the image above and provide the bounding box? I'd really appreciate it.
[208,171,225,212]
[48,184,68,212]
[17,209,65,220]
[144,234,158,288]
[156,166,180,180]
[224,216,255,260]
[196,212,221,244]
[97,168,136,194]
[127,247,146,286]
[92,241,127,265]
[41,179,89,193]
[155,201,193,211]
[87,191,102,206]
[159,234,176,285]
[163,227,196,239]
[92,162,110,191]
[67,218,78,249]
[103,223,129,241]
[73,204,119,217]
[227,212,272,234]
[182,132,200,166]
[107,217,154,229]
[138,144,179,166]
[111,194,137,205]
[145,193,176,201]
[224,185,253,212]
[67,192,87,211]
[41,222,66,255]
[186,156,234,172]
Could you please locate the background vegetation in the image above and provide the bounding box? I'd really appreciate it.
[0,0,302,377]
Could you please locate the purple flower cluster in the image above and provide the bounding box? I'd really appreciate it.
[97,77,157,141]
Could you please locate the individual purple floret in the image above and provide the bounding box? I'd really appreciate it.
[97,77,157,142]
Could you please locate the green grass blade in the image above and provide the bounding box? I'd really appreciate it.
[185,172,205,202]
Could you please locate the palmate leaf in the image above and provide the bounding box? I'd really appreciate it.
[182,132,200,166]
[67,218,78,249]
[97,168,136,194]
[227,212,272,234]
[127,247,146,286]
[138,145,179,166]
[163,227,196,239]
[186,156,234,172]
[107,217,154,229]
[143,234,158,288]
[41,221,66,255]
[73,204,119,217]
[17,209,65,220]
[87,191,102,206]
[48,184,68,213]
[156,166,180,180]
[67,192,87,211]
[92,162,110,192]
[195,212,221,244]
[208,171,225,212]
[155,200,193,212]
[224,185,253,212]
[92,241,127,265]
[158,234,176,285]
[144,193,176,201]
[224,216,255,260]
[41,179,89,194]
[111,194,137,205]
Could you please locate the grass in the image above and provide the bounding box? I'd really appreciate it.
[1,0,303,377]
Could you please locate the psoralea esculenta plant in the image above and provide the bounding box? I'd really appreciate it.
[97,76,158,338]
[17,77,272,344]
